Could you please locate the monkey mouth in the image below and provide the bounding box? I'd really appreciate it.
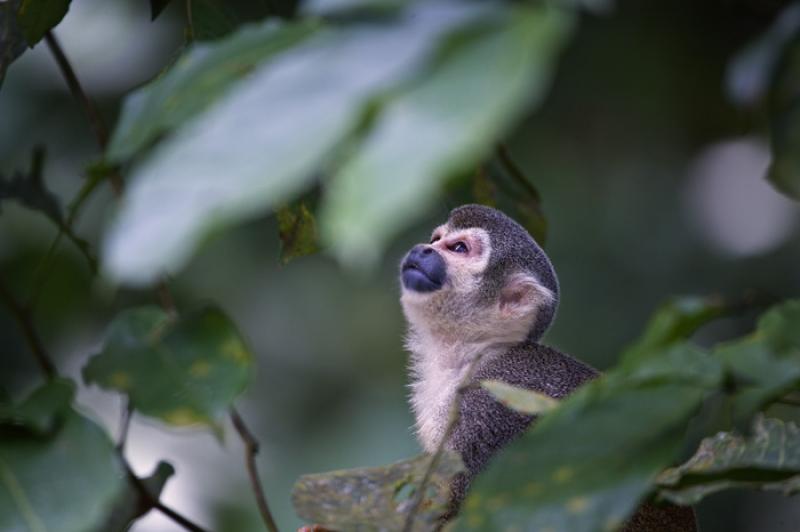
[401,261,444,293]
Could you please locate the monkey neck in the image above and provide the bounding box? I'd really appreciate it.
[405,325,513,452]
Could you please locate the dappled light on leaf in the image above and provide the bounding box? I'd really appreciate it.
[292,452,463,531]
[658,416,800,505]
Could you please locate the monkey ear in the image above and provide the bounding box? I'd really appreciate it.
[498,274,554,317]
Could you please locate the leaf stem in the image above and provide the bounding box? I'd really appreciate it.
[401,353,485,532]
[44,31,124,195]
[0,273,56,379]
[230,407,280,532]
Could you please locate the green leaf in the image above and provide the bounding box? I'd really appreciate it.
[622,295,728,364]
[107,18,320,163]
[461,344,721,532]
[657,416,800,505]
[715,300,800,424]
[480,380,558,416]
[756,299,800,355]
[0,380,126,532]
[16,0,71,46]
[103,1,497,285]
[0,0,27,86]
[277,201,319,264]
[321,4,573,267]
[292,451,463,531]
[149,0,172,21]
[94,461,175,532]
[83,306,254,429]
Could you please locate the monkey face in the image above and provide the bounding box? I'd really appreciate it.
[400,224,491,295]
[400,208,556,346]
[399,224,495,338]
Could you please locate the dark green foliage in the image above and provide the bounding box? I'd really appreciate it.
[0,0,27,86]
[16,0,71,45]
[149,0,172,21]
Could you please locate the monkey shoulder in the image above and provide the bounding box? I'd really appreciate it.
[449,343,597,474]
[476,342,598,398]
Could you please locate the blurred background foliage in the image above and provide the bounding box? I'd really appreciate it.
[2,0,800,530]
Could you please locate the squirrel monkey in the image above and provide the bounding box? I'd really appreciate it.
[399,204,697,531]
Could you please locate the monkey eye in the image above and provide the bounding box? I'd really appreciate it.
[448,241,468,254]
[430,235,441,244]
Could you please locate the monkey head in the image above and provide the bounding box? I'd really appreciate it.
[400,204,559,346]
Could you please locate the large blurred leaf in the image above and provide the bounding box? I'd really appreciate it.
[103,0,496,285]
[461,344,721,532]
[0,379,126,532]
[657,416,800,505]
[292,451,463,531]
[16,0,71,45]
[83,306,253,429]
[107,19,320,162]
[321,4,573,267]
[0,0,27,86]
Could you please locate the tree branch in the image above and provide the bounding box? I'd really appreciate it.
[230,407,280,532]
[0,273,57,379]
[401,353,485,532]
[44,29,278,532]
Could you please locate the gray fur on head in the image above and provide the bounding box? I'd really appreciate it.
[447,204,559,341]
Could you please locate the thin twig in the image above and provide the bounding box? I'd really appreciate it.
[117,401,134,453]
[44,31,124,195]
[123,462,210,532]
[496,144,542,202]
[401,353,486,532]
[186,0,195,42]
[230,407,280,532]
[0,273,56,379]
